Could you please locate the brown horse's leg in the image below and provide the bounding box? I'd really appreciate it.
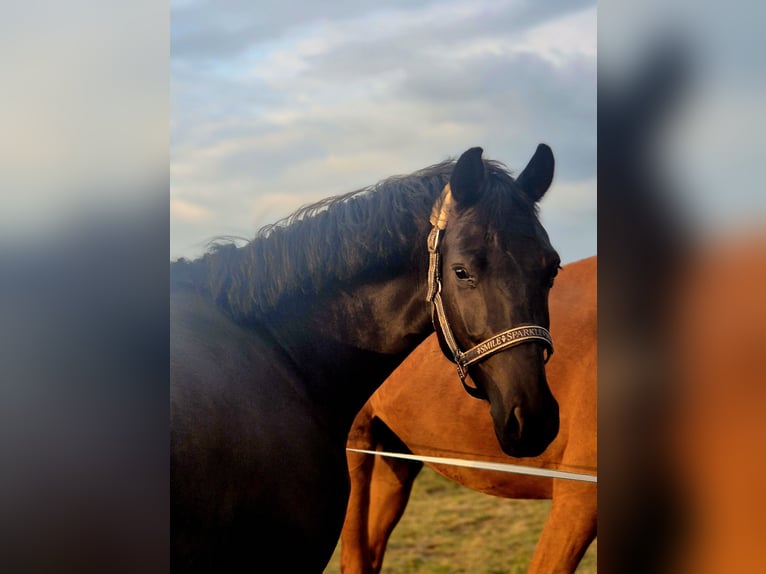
[366,450,423,574]
[341,409,423,574]
[341,404,379,574]
[527,479,597,574]
[341,447,376,573]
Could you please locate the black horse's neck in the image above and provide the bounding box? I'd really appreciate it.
[254,242,435,441]
[171,166,448,436]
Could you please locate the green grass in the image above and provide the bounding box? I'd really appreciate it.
[324,466,596,573]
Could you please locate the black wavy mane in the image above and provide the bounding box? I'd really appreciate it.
[171,158,528,321]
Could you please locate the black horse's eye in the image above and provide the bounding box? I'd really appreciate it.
[453,266,471,281]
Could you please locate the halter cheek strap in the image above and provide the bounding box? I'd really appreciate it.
[426,184,554,400]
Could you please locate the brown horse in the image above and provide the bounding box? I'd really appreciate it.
[341,255,597,574]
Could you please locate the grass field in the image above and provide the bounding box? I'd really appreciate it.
[324,465,597,573]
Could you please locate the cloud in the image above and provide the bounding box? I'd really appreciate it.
[170,198,211,222]
[171,0,436,62]
[171,1,597,263]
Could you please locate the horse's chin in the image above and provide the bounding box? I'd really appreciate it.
[492,399,560,458]
[497,433,554,458]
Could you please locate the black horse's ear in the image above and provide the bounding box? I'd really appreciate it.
[450,147,485,207]
[516,144,555,203]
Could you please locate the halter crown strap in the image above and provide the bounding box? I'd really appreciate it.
[426,184,451,303]
[426,184,553,399]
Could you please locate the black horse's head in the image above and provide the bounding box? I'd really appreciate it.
[434,145,560,457]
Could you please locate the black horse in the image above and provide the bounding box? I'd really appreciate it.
[170,145,561,572]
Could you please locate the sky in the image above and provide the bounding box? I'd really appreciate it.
[170,0,597,263]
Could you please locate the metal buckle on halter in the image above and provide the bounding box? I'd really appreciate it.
[455,360,468,383]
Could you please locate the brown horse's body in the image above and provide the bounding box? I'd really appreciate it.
[341,255,597,574]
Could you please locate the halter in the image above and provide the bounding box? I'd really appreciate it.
[426,184,554,399]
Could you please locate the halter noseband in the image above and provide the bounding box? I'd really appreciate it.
[426,184,554,399]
